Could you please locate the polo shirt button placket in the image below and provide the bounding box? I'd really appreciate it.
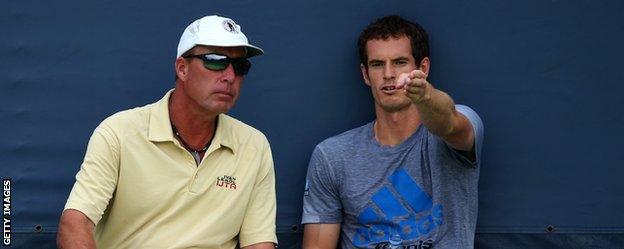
[189,172,200,193]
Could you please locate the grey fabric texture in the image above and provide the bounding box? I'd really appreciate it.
[302,105,484,249]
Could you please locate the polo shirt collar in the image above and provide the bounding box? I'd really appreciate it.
[147,89,236,154]
[210,114,237,154]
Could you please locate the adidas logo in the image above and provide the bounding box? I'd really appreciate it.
[354,168,443,248]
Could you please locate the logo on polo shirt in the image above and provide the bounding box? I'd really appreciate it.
[216,175,237,190]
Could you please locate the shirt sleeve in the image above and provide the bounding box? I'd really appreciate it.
[63,123,120,225]
[451,105,485,167]
[301,145,343,224]
[239,137,278,247]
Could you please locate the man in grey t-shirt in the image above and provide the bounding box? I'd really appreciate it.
[301,15,484,249]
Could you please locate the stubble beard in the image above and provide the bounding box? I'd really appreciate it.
[377,97,412,113]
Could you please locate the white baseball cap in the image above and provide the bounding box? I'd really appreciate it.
[176,15,264,58]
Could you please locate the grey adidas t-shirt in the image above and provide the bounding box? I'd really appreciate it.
[302,105,484,249]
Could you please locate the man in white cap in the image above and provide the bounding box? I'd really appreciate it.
[57,15,277,249]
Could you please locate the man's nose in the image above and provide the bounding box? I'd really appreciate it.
[383,63,395,80]
[221,63,236,83]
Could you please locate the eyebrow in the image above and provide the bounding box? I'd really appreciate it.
[368,57,410,64]
[392,57,410,62]
[368,59,384,65]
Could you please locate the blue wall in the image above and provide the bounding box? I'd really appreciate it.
[2,0,623,248]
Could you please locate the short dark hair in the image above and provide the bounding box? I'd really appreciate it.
[358,15,429,68]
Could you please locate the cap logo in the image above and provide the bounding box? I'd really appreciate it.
[222,20,240,34]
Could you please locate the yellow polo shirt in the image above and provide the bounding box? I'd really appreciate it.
[64,90,277,248]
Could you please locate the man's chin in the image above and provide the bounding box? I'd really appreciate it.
[378,102,411,113]
[201,103,234,115]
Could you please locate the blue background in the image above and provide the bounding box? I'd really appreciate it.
[2,0,623,248]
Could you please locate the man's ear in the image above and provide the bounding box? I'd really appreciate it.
[360,64,371,87]
[175,57,189,81]
[419,57,430,77]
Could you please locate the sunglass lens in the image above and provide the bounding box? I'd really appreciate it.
[232,59,251,75]
[196,54,251,75]
[203,59,229,71]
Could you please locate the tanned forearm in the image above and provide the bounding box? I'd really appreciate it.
[413,87,458,137]
[57,209,97,249]
[415,85,475,152]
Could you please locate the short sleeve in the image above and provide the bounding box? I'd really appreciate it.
[453,105,485,167]
[63,123,120,225]
[238,136,278,247]
[301,145,343,224]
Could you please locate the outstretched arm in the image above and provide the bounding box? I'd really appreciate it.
[397,70,475,153]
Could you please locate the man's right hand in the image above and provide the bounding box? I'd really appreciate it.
[396,69,432,105]
[57,209,97,249]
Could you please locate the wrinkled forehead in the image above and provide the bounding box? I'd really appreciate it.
[189,45,247,58]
